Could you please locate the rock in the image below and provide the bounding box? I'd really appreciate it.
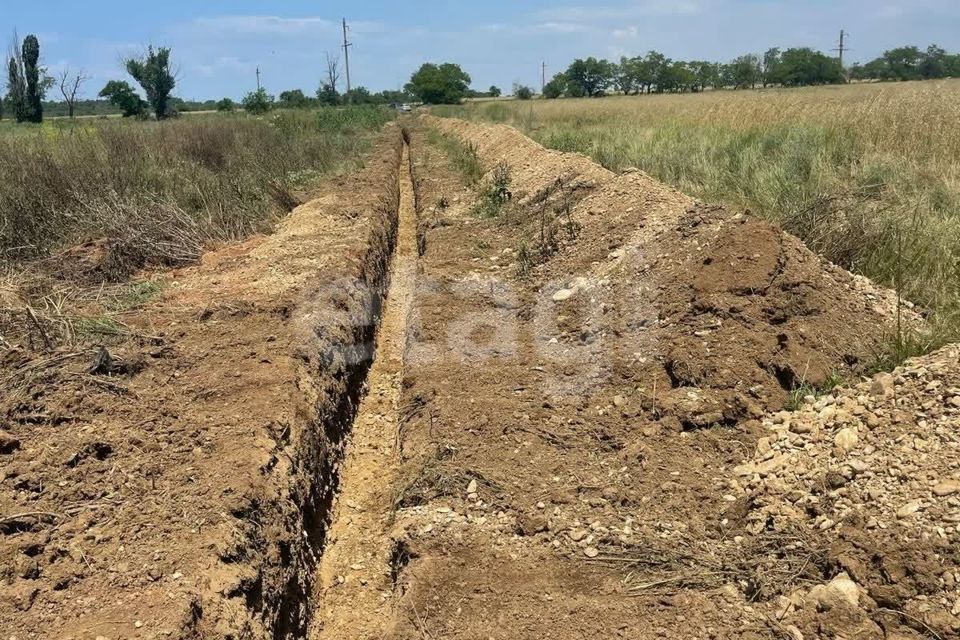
[583,547,599,558]
[933,480,960,497]
[896,500,921,519]
[466,479,478,495]
[0,431,20,455]
[552,289,574,302]
[870,373,894,398]
[827,573,861,607]
[790,421,815,435]
[568,529,588,542]
[834,428,858,452]
[516,513,549,536]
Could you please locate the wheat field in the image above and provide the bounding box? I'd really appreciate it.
[445,80,960,338]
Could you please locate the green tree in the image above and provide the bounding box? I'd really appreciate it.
[216,98,236,112]
[316,83,340,106]
[728,54,762,89]
[489,85,502,98]
[98,80,148,118]
[7,57,26,122]
[763,48,782,86]
[21,35,42,122]
[242,88,273,114]
[777,48,844,86]
[514,84,534,100]
[565,57,615,97]
[920,45,947,79]
[125,46,176,120]
[345,87,375,104]
[542,73,567,99]
[278,89,311,108]
[405,63,472,104]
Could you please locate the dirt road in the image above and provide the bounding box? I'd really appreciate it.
[1,119,958,640]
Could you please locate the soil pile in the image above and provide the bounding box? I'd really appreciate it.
[732,345,960,638]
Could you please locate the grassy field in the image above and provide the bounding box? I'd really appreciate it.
[440,80,960,340]
[0,107,393,278]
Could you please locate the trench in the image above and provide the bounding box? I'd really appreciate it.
[272,128,418,640]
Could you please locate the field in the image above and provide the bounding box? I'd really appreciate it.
[0,107,392,274]
[441,80,960,338]
[2,89,960,640]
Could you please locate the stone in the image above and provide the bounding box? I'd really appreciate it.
[933,480,960,497]
[552,289,574,302]
[568,529,587,542]
[870,373,894,398]
[834,428,858,452]
[896,500,921,519]
[466,479,478,495]
[583,547,599,558]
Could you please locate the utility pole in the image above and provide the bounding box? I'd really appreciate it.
[541,61,547,94]
[342,18,352,98]
[256,67,261,91]
[833,30,849,78]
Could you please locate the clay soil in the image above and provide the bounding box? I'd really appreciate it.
[1,117,957,640]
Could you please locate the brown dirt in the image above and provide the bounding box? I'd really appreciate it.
[0,128,404,639]
[1,115,954,640]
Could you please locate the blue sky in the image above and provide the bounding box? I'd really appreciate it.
[8,0,960,100]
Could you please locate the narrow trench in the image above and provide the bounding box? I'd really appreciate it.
[274,127,418,640]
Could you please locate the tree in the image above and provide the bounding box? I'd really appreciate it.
[216,98,236,112]
[22,35,42,122]
[727,54,762,89]
[543,73,567,99]
[777,48,844,86]
[125,46,176,120]
[316,83,340,106]
[565,57,615,97]
[278,89,311,109]
[242,88,273,115]
[325,53,341,93]
[405,63,472,104]
[489,85,502,98]
[58,68,89,118]
[7,33,50,123]
[514,84,534,100]
[345,86,374,104]
[763,48,782,87]
[98,80,148,118]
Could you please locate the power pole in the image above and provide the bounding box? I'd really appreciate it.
[342,18,352,99]
[256,67,261,91]
[541,61,547,94]
[833,30,849,77]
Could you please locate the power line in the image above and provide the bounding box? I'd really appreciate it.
[342,18,353,99]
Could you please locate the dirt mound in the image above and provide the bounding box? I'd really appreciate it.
[0,129,404,638]
[732,345,960,638]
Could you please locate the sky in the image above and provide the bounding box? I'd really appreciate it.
[7,0,960,101]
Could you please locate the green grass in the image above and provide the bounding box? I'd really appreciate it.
[426,128,484,185]
[445,81,960,344]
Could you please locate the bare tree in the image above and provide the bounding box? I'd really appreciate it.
[325,53,341,93]
[58,68,88,118]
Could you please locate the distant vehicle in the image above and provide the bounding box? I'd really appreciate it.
[390,102,413,112]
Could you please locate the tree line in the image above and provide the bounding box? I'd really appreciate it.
[540,42,960,99]
[850,45,960,81]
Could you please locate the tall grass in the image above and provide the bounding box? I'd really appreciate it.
[0,107,393,278]
[452,81,960,335]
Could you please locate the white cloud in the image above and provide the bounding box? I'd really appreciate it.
[538,1,704,22]
[612,26,640,39]
[190,16,335,36]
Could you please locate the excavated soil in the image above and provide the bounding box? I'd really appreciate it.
[1,116,956,640]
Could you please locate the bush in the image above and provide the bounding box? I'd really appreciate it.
[216,98,236,112]
[242,88,273,115]
[514,85,534,100]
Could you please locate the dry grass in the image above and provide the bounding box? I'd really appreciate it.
[0,107,392,277]
[443,80,960,339]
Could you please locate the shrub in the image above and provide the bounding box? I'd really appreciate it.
[242,88,273,115]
